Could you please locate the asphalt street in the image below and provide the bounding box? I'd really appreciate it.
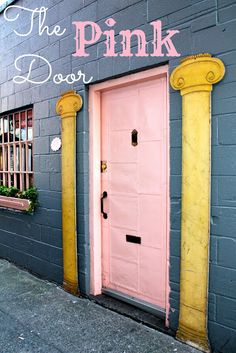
[0,259,200,353]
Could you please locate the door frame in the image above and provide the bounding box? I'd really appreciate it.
[89,65,170,324]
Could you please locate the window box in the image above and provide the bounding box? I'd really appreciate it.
[0,195,30,211]
[0,187,38,213]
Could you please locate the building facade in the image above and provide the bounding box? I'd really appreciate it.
[0,0,236,352]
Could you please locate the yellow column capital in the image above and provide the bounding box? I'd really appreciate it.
[170,53,225,95]
[56,90,83,118]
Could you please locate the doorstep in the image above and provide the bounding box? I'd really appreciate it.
[89,293,174,336]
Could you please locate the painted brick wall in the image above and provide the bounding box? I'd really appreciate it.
[0,1,236,352]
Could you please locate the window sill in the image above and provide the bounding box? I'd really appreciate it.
[0,195,30,212]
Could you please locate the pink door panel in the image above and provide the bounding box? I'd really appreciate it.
[139,195,164,249]
[110,195,138,230]
[138,141,162,194]
[103,88,138,131]
[110,226,139,263]
[138,79,165,142]
[110,257,139,292]
[110,163,138,194]
[139,246,166,307]
[110,131,137,163]
[101,76,168,310]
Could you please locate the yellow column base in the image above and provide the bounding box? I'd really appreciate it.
[177,323,210,352]
[63,279,79,295]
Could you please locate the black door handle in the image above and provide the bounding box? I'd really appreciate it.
[101,191,108,219]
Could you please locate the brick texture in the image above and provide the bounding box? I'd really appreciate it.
[0,1,236,352]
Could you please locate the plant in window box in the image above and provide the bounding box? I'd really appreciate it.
[0,186,38,213]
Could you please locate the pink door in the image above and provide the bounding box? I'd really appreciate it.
[101,76,168,311]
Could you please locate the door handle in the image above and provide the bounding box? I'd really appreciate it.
[101,191,108,219]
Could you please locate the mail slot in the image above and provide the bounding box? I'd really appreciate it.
[126,234,141,244]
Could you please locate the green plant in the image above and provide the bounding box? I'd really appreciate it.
[21,187,39,213]
[0,186,38,213]
[0,186,9,196]
[8,187,20,197]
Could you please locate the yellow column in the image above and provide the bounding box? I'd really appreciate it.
[170,54,225,352]
[56,90,83,295]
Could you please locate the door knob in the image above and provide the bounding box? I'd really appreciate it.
[101,160,107,173]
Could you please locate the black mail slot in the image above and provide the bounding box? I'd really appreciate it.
[126,235,141,244]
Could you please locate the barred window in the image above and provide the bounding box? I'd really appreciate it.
[0,108,33,191]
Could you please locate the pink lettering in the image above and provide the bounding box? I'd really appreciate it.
[151,20,180,57]
[120,30,148,57]
[73,19,181,58]
[73,21,102,57]
[103,18,117,57]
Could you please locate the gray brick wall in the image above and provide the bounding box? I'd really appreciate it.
[0,1,236,352]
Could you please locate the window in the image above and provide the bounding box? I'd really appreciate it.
[0,108,33,191]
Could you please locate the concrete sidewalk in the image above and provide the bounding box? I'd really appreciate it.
[0,259,200,353]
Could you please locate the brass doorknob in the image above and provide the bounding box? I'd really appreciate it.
[101,160,107,173]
